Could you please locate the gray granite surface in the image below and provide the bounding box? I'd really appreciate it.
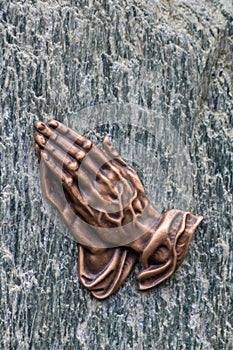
[0,1,232,349]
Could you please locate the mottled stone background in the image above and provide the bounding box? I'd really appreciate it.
[0,1,232,349]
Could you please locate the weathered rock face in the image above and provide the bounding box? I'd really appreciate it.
[1,1,232,349]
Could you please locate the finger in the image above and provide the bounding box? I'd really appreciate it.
[34,121,55,138]
[34,121,87,162]
[40,152,102,247]
[34,121,112,178]
[34,131,47,148]
[41,150,73,187]
[35,128,119,204]
[43,149,95,220]
[40,152,70,212]
[45,121,122,175]
[79,144,127,187]
[63,178,97,222]
[34,121,121,183]
[41,150,97,222]
[35,121,134,212]
[47,119,92,151]
[102,136,126,166]
[76,167,115,210]
[35,132,80,174]
[101,137,138,189]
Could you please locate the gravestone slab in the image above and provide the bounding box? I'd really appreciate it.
[0,1,232,349]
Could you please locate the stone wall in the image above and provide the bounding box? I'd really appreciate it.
[1,1,232,349]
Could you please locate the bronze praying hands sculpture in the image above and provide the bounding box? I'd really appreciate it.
[34,119,203,299]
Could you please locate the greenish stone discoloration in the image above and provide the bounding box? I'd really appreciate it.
[1,1,232,349]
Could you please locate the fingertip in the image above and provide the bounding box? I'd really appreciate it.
[34,132,46,146]
[64,175,73,187]
[47,119,59,128]
[34,121,46,131]
[103,135,111,143]
[82,139,92,150]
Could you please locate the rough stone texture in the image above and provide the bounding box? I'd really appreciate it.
[0,1,232,349]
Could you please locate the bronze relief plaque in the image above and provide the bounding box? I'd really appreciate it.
[34,119,203,299]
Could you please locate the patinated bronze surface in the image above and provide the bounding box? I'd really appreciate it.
[34,120,203,299]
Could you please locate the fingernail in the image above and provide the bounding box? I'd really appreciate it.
[34,121,46,131]
[48,119,58,128]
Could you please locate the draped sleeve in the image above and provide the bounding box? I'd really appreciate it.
[78,246,137,299]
